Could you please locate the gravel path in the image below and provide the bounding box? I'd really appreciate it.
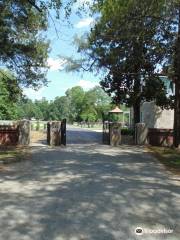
[0,127,180,240]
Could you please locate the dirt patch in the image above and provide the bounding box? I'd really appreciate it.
[30,131,46,144]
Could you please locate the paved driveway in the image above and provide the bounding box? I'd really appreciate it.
[0,128,180,240]
[66,125,102,144]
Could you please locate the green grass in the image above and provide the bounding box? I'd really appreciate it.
[148,146,180,174]
[0,147,30,164]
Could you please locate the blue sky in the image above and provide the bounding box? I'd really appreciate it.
[24,1,100,100]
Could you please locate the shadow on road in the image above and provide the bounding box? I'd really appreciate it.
[0,145,179,240]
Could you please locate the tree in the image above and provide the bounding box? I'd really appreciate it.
[14,84,117,123]
[49,96,70,120]
[16,98,43,120]
[83,86,111,120]
[160,1,180,148]
[80,107,97,125]
[0,0,78,88]
[0,70,22,119]
[34,98,50,120]
[68,0,172,128]
[65,86,85,122]
[136,0,180,147]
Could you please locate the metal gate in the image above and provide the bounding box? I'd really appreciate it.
[61,119,66,146]
[47,122,51,145]
[102,121,110,144]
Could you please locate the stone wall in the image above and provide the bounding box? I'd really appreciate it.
[0,125,19,145]
[0,121,31,146]
[148,128,173,147]
[0,120,66,146]
[134,122,174,147]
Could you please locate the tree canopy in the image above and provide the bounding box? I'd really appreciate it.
[0,0,68,88]
[14,85,114,123]
[68,0,175,126]
[0,70,22,119]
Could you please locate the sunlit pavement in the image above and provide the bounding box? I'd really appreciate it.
[0,127,179,240]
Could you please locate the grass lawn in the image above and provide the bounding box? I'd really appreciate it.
[148,146,180,174]
[0,146,30,165]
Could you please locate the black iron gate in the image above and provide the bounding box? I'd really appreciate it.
[47,122,50,145]
[61,119,66,146]
[102,121,110,144]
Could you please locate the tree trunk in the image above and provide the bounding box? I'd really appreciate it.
[173,6,180,148]
[132,101,141,141]
[173,83,180,147]
[133,102,141,127]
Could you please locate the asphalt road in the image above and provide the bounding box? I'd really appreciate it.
[66,125,102,144]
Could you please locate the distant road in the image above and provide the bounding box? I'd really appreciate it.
[66,125,102,144]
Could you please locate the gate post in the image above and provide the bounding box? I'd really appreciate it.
[61,119,66,146]
[109,122,122,146]
[18,120,30,145]
[135,123,148,145]
[48,121,61,146]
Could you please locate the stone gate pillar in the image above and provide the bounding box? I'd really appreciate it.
[18,120,31,145]
[109,122,122,146]
[48,121,61,146]
[135,123,148,145]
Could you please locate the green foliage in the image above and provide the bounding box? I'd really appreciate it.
[48,96,70,120]
[16,98,43,120]
[109,113,123,123]
[82,86,112,120]
[121,128,134,136]
[0,0,55,88]
[65,86,85,122]
[81,107,98,122]
[68,0,174,126]
[34,98,50,120]
[0,70,22,119]
[0,0,93,88]
[14,85,116,122]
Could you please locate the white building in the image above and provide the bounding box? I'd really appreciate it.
[132,76,174,129]
[140,101,174,128]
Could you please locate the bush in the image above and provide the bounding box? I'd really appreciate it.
[121,128,134,135]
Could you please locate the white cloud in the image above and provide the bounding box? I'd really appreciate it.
[77,80,98,89]
[23,88,45,100]
[74,17,94,29]
[47,57,67,71]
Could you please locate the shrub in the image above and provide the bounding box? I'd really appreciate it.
[121,128,134,135]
